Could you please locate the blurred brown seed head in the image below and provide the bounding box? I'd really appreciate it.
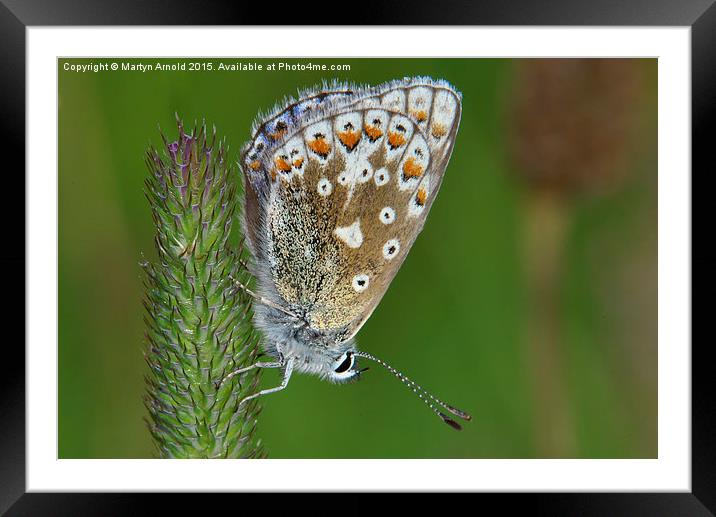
[508,59,646,196]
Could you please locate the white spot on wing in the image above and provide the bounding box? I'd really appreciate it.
[356,160,374,183]
[374,167,390,187]
[428,89,459,154]
[334,219,363,248]
[379,207,396,224]
[337,170,352,186]
[317,177,333,197]
[381,89,406,111]
[382,239,400,260]
[352,274,370,292]
[408,86,434,126]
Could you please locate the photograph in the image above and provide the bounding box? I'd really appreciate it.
[58,57,657,460]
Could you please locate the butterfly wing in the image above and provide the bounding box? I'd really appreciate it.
[241,79,461,343]
[240,89,356,256]
[330,82,462,338]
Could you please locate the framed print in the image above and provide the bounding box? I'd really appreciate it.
[3,0,709,514]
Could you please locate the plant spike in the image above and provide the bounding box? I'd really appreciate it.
[143,118,265,458]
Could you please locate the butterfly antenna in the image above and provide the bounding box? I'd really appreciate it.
[353,351,471,430]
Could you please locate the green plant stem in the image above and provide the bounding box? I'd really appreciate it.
[142,118,264,458]
[523,190,577,458]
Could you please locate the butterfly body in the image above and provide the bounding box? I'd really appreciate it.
[233,77,469,427]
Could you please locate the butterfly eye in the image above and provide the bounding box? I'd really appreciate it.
[334,352,354,374]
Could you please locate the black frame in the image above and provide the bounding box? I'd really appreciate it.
[2,1,708,514]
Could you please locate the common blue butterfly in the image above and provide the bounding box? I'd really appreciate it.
[225,77,470,429]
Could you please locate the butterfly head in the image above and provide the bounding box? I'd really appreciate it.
[328,350,369,383]
[286,337,366,384]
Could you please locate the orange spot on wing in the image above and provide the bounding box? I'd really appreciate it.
[411,110,428,122]
[270,169,277,181]
[337,129,361,151]
[249,160,261,170]
[268,128,288,140]
[364,125,383,142]
[275,156,292,173]
[293,158,304,169]
[416,187,427,206]
[402,157,424,179]
[431,123,448,139]
[267,121,289,141]
[308,138,331,157]
[387,131,406,149]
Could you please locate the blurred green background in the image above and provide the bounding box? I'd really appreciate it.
[58,58,657,459]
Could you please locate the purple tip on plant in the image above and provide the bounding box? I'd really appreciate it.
[167,141,179,161]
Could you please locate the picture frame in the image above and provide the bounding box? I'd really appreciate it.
[2,0,707,513]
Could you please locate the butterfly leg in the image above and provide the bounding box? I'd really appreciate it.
[228,274,299,320]
[217,358,284,389]
[238,359,295,408]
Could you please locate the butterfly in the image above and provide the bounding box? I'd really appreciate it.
[225,77,471,430]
